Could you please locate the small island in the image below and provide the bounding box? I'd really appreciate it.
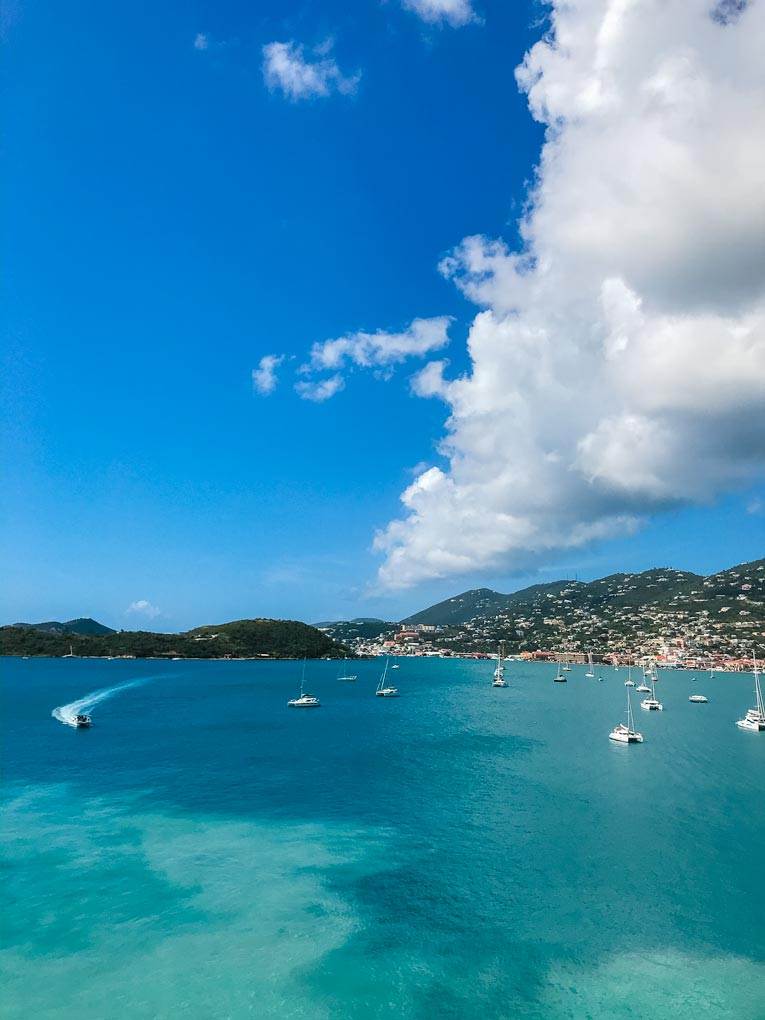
[0,618,351,660]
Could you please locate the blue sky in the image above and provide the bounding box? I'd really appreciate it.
[3,0,763,630]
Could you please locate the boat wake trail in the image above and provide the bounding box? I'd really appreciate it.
[52,677,150,727]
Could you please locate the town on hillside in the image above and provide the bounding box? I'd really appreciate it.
[319,559,765,671]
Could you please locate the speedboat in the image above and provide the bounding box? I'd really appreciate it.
[288,693,320,708]
[609,687,643,743]
[689,695,708,703]
[73,713,92,728]
[736,653,765,731]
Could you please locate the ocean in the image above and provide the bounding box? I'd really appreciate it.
[2,656,764,1018]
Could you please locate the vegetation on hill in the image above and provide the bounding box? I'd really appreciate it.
[400,559,765,657]
[13,617,116,636]
[0,618,349,659]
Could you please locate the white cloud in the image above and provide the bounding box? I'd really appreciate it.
[252,354,284,395]
[376,0,765,589]
[401,0,479,28]
[306,316,451,373]
[126,600,162,620]
[295,373,346,402]
[193,32,209,51]
[297,316,452,401]
[262,41,360,101]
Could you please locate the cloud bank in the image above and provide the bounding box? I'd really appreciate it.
[262,41,359,101]
[376,0,765,589]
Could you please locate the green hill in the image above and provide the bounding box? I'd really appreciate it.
[0,618,349,660]
[13,617,115,636]
[397,558,764,657]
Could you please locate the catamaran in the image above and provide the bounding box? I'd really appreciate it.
[624,664,635,687]
[376,658,399,697]
[609,685,643,743]
[641,676,663,711]
[636,663,652,693]
[736,652,765,731]
[689,694,708,703]
[493,643,507,686]
[337,663,357,681]
[585,652,595,678]
[288,661,320,707]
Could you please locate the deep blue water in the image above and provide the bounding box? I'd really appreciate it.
[2,657,764,1018]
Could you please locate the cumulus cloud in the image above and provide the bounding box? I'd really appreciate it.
[297,316,452,400]
[375,0,765,589]
[252,354,284,395]
[262,40,360,101]
[126,600,162,620]
[295,373,346,402]
[401,0,479,27]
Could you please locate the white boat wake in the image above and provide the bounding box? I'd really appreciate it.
[52,677,150,727]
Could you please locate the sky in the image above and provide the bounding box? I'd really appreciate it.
[2,0,764,631]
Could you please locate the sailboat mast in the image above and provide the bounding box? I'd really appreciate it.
[754,651,764,715]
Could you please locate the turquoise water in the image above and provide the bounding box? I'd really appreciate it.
[2,657,764,1018]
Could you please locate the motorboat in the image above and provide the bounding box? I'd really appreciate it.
[689,694,708,703]
[390,664,400,669]
[288,661,320,707]
[73,713,92,728]
[609,686,643,743]
[737,653,765,731]
[376,658,399,698]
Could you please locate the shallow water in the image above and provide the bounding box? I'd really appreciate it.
[2,657,764,1018]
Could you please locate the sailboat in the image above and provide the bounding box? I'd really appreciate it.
[609,685,643,743]
[585,652,595,678]
[493,643,507,687]
[376,657,399,697]
[636,662,651,693]
[640,675,663,711]
[562,651,572,672]
[63,644,75,658]
[288,661,320,707]
[736,652,765,731]
[624,664,635,687]
[553,659,567,682]
[337,661,357,681]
